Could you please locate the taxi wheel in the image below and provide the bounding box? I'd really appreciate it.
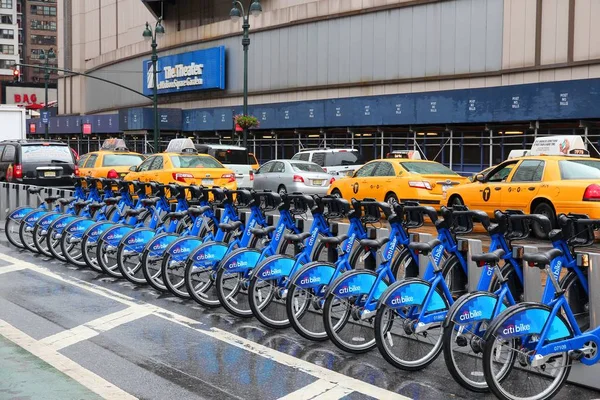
[330,189,342,199]
[278,185,287,196]
[385,192,398,205]
[531,201,556,239]
[449,195,464,207]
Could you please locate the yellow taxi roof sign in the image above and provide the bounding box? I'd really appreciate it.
[386,150,422,160]
[529,135,589,157]
[101,138,129,151]
[165,138,198,153]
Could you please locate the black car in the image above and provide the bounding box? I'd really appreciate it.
[0,140,78,188]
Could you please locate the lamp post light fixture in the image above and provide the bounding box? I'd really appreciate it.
[38,48,56,140]
[143,18,165,153]
[230,0,262,149]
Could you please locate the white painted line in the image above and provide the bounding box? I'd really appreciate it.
[40,305,155,351]
[311,385,354,399]
[0,319,137,400]
[0,253,409,400]
[277,379,336,399]
[0,264,25,275]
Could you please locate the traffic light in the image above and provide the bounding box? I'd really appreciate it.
[12,68,19,82]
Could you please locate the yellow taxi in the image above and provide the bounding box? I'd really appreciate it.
[444,135,600,237]
[327,158,468,208]
[78,139,145,179]
[123,139,237,189]
[248,152,260,171]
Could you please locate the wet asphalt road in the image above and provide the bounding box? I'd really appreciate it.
[0,233,598,400]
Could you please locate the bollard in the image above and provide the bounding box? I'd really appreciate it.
[0,182,8,221]
[458,238,484,292]
[514,244,544,302]
[411,232,433,278]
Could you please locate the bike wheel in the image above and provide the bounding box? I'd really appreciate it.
[322,291,374,353]
[33,223,52,256]
[561,270,590,332]
[287,283,328,341]
[374,287,449,370]
[162,253,191,298]
[216,267,252,318]
[5,214,25,248]
[391,248,422,280]
[117,244,147,285]
[82,234,102,272]
[482,306,572,400]
[140,248,167,291]
[47,225,66,261]
[61,229,85,266]
[184,259,220,307]
[19,219,38,253]
[248,274,290,329]
[96,236,123,278]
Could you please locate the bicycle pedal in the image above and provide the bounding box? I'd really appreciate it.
[455,336,468,347]
[569,350,584,361]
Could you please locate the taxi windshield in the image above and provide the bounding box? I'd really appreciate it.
[399,162,459,176]
[102,154,145,167]
[170,155,223,169]
[559,159,600,180]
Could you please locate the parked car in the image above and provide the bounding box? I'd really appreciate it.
[253,159,334,196]
[291,148,364,177]
[195,143,255,188]
[0,139,79,188]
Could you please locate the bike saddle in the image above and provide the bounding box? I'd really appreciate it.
[58,197,76,205]
[249,226,276,238]
[359,237,390,250]
[165,211,188,220]
[104,196,122,206]
[125,208,144,217]
[28,187,43,194]
[44,196,61,203]
[471,249,505,265]
[218,220,243,232]
[89,202,106,211]
[73,200,91,208]
[523,249,563,269]
[141,197,159,207]
[283,232,311,243]
[187,206,211,217]
[408,238,442,256]
[321,234,349,246]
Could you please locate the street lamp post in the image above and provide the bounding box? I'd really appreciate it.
[143,19,165,153]
[39,48,55,140]
[230,1,262,149]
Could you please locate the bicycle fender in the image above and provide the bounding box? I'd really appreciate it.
[187,241,228,267]
[379,278,446,312]
[7,206,35,221]
[220,248,262,273]
[325,270,387,299]
[251,255,296,280]
[22,210,49,227]
[49,215,78,233]
[487,304,571,342]
[36,212,62,231]
[64,218,96,238]
[120,228,156,253]
[290,261,336,289]
[101,225,133,247]
[84,221,116,242]
[143,233,179,258]
[443,291,505,328]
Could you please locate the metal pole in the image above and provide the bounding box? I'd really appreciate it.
[44,57,49,140]
[242,17,250,149]
[151,39,159,153]
[449,130,454,170]
[489,130,493,167]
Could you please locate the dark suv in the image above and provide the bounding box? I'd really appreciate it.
[0,140,78,188]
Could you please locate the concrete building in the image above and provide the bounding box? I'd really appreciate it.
[0,0,20,81]
[45,0,600,172]
[23,0,58,83]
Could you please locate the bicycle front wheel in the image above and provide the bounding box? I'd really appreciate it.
[33,223,52,256]
[162,252,191,298]
[287,283,328,341]
[248,274,290,329]
[96,236,123,278]
[117,244,147,285]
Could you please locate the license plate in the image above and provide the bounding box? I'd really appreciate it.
[203,179,214,185]
[312,180,324,185]
[44,171,56,177]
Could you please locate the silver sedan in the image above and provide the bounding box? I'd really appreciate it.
[253,160,333,195]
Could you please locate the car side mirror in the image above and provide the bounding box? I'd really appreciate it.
[474,173,485,183]
[254,170,259,175]
[129,166,137,172]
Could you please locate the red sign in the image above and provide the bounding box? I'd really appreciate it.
[29,123,36,134]
[14,94,38,104]
[82,123,92,135]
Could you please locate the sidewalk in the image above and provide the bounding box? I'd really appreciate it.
[0,335,102,400]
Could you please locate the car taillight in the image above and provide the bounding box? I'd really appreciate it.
[583,184,600,201]
[74,165,80,176]
[107,169,118,179]
[222,173,236,183]
[293,175,305,183]
[249,171,254,181]
[172,172,193,182]
[13,164,22,179]
[323,167,328,172]
[409,181,432,190]
[329,177,335,184]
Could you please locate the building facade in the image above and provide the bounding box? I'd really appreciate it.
[51,0,600,172]
[0,0,20,80]
[22,0,58,83]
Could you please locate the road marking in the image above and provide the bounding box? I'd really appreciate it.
[40,305,155,351]
[0,264,25,275]
[0,253,409,400]
[311,385,354,399]
[277,380,338,399]
[0,319,137,400]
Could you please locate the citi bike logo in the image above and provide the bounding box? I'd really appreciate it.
[173,246,191,254]
[106,233,123,241]
[552,260,562,281]
[339,284,361,294]
[433,244,444,261]
[70,224,85,232]
[127,236,145,245]
[502,323,531,335]
[90,229,102,237]
[308,227,319,246]
[274,225,284,241]
[152,242,168,251]
[300,275,321,285]
[345,233,356,252]
[391,295,413,305]
[385,237,398,260]
[195,252,215,261]
[459,309,483,321]
[262,268,282,277]
[245,220,257,236]
[56,222,67,229]
[228,260,248,269]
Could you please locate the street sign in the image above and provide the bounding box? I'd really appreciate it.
[41,111,50,124]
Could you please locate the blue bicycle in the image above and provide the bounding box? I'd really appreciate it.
[480,214,597,400]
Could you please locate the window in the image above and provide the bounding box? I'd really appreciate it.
[311,152,325,166]
[0,0,13,9]
[77,155,89,168]
[374,162,395,177]
[1,145,14,162]
[324,151,364,167]
[355,162,379,177]
[0,59,15,69]
[83,154,97,168]
[510,160,545,182]
[291,163,324,173]
[30,20,56,31]
[399,162,459,176]
[210,148,249,165]
[292,152,310,162]
[271,162,285,173]
[170,155,223,169]
[0,145,5,160]
[149,157,163,170]
[0,14,12,24]
[30,5,56,16]
[21,145,72,163]
[0,44,13,54]
[559,160,600,180]
[487,161,518,183]
[0,29,14,39]
[136,157,154,172]
[257,162,274,174]
[30,35,56,45]
[102,154,145,167]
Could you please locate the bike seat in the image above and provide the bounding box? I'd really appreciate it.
[187,206,211,217]
[250,226,276,238]
[471,249,506,266]
[141,197,159,207]
[44,196,61,203]
[408,239,442,256]
[218,220,243,232]
[125,208,144,217]
[73,200,91,208]
[89,202,106,211]
[104,196,122,206]
[58,197,76,206]
[523,249,563,268]
[321,235,349,246]
[359,237,390,250]
[284,232,311,243]
[165,211,188,220]
[28,187,43,194]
